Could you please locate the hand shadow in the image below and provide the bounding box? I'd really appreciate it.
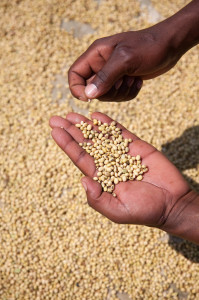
[161,125,199,262]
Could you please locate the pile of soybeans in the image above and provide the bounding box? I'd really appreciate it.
[0,0,199,299]
[77,119,148,196]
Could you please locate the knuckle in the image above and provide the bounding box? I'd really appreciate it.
[68,61,76,77]
[68,67,75,85]
[140,31,157,43]
[76,149,87,165]
[68,66,73,82]
[90,36,109,50]
[67,68,79,95]
[116,45,140,74]
[91,38,101,48]
[116,46,132,63]
[68,65,72,75]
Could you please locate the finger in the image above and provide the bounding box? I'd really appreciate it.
[112,77,142,102]
[50,115,96,143]
[65,111,144,156]
[98,76,131,102]
[66,112,93,125]
[84,46,139,99]
[65,112,144,159]
[65,112,100,135]
[64,112,145,160]
[68,73,88,102]
[66,111,139,141]
[112,76,140,102]
[65,112,156,158]
[127,77,143,99]
[90,112,156,158]
[68,55,95,102]
[97,85,118,102]
[49,116,71,129]
[115,75,133,101]
[51,127,96,177]
[81,177,130,223]
[97,76,142,102]
[90,112,140,141]
[115,78,123,90]
[68,40,113,101]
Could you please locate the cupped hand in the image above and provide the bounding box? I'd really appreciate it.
[49,112,190,229]
[68,23,181,102]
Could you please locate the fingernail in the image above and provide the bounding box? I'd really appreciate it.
[81,180,87,191]
[137,79,143,89]
[127,77,135,88]
[115,79,123,90]
[85,84,98,98]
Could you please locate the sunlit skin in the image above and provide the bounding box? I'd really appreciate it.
[49,112,190,229]
[50,0,199,244]
[68,1,199,102]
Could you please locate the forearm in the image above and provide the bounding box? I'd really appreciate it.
[164,0,199,56]
[162,190,199,244]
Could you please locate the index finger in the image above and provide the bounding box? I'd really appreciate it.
[68,56,92,101]
[66,111,141,142]
[66,112,156,158]
[51,127,96,177]
[68,40,114,101]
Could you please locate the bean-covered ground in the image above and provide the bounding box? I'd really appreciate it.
[0,0,199,299]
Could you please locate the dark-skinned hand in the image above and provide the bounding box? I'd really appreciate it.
[68,0,199,102]
[49,112,190,230]
[69,29,179,102]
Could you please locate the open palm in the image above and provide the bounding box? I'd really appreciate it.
[50,112,190,229]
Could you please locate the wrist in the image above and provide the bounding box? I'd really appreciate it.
[163,0,199,57]
[161,190,199,244]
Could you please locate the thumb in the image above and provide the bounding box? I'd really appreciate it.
[81,176,102,204]
[81,177,128,223]
[81,176,112,218]
[85,48,128,99]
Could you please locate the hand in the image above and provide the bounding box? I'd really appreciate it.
[68,24,181,102]
[69,0,199,102]
[49,112,190,229]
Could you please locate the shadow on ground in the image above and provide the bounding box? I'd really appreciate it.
[161,125,199,262]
